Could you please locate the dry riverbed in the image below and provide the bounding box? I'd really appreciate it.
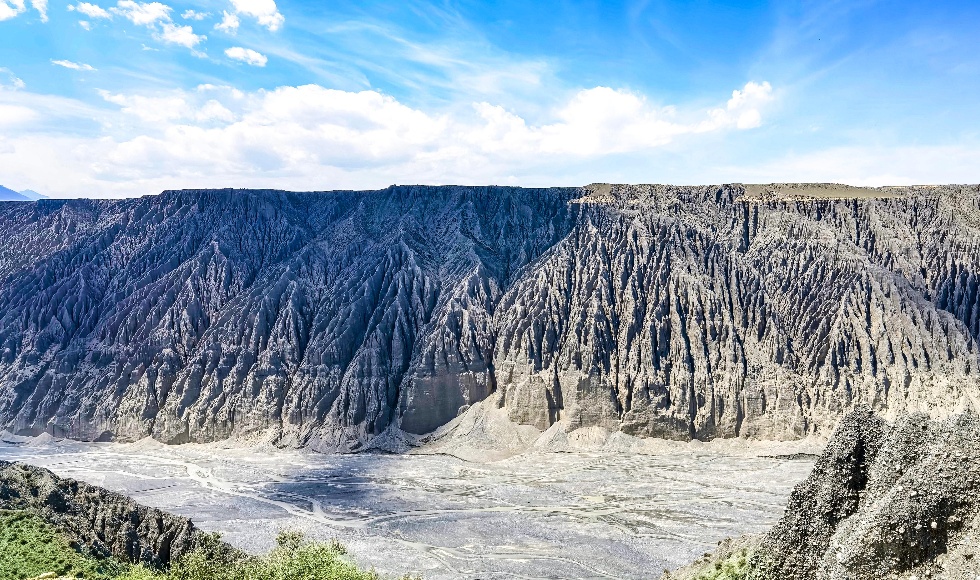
[0,434,817,579]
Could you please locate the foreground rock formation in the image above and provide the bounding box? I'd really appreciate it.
[0,184,978,450]
[665,409,980,580]
[0,461,204,566]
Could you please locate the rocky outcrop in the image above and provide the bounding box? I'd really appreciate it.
[749,409,980,579]
[0,460,205,566]
[0,184,978,450]
[664,409,980,580]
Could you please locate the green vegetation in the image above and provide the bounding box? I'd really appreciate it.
[691,548,753,580]
[0,510,129,579]
[150,530,400,580]
[0,511,413,580]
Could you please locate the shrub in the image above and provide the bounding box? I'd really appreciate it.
[692,548,753,580]
[167,531,395,580]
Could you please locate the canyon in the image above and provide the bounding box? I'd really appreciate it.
[0,184,978,452]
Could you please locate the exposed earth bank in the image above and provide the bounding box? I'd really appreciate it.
[665,408,980,580]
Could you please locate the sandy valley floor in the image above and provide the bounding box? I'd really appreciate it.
[0,435,816,579]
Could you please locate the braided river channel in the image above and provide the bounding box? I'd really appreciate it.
[0,437,816,579]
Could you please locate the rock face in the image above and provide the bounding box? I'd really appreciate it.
[749,409,980,580]
[0,184,978,450]
[0,460,202,566]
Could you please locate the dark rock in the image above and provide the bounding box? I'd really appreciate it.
[0,460,216,567]
[750,409,980,579]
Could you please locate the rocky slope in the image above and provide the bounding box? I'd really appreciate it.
[666,409,980,580]
[0,460,205,566]
[0,184,978,450]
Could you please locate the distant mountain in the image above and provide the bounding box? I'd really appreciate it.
[18,189,46,200]
[0,186,28,201]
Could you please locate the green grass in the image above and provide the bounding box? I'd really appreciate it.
[0,511,415,580]
[691,548,753,580]
[0,510,129,579]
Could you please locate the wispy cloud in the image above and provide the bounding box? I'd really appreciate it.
[0,68,26,89]
[51,59,97,71]
[275,18,556,113]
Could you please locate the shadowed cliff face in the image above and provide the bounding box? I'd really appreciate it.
[0,184,978,451]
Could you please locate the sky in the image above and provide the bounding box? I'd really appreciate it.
[0,0,978,198]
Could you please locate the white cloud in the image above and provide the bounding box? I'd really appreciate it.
[69,2,111,18]
[0,0,26,21]
[225,46,266,66]
[156,22,205,47]
[699,81,774,132]
[76,1,206,52]
[89,82,772,182]
[213,10,237,32]
[724,144,980,187]
[52,59,97,71]
[99,90,191,123]
[99,87,238,123]
[181,8,207,20]
[30,0,45,21]
[112,0,170,25]
[227,0,282,31]
[0,104,37,126]
[0,81,788,196]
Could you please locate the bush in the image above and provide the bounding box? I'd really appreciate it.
[692,548,753,580]
[170,531,381,580]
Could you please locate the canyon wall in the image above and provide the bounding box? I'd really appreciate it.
[0,184,977,450]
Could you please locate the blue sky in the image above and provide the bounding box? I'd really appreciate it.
[0,0,978,197]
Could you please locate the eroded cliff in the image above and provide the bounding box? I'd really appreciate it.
[0,184,977,450]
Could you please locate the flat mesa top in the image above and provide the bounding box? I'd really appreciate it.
[737,183,914,201]
[570,182,931,205]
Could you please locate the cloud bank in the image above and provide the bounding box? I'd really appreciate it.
[0,81,780,196]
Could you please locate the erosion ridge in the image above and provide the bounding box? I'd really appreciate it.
[0,184,978,451]
[0,460,209,566]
